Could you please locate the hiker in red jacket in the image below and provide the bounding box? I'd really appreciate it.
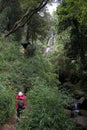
[16,91,27,118]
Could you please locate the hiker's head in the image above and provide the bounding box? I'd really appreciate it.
[18,91,23,96]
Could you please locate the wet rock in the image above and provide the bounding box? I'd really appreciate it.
[64,109,80,118]
[74,116,87,127]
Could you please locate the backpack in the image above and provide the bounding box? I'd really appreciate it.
[18,100,24,109]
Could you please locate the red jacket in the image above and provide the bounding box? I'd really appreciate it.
[16,95,27,110]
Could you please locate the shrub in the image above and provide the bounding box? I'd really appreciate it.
[0,85,15,125]
[19,85,74,130]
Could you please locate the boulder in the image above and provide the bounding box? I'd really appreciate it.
[74,116,87,127]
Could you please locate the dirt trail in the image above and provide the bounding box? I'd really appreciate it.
[1,117,16,130]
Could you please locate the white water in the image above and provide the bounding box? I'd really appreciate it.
[48,37,53,46]
[74,101,79,113]
[44,31,56,54]
[45,47,51,53]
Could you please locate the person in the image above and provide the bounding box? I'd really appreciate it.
[16,91,27,119]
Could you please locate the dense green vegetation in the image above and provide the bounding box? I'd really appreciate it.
[54,0,87,92]
[0,0,87,130]
[19,86,74,130]
[0,40,75,129]
[0,84,15,125]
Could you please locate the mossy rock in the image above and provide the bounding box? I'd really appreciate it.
[80,110,87,116]
[74,90,85,98]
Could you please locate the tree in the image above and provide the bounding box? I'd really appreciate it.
[5,0,50,37]
[0,0,22,40]
[25,12,51,43]
[56,0,87,71]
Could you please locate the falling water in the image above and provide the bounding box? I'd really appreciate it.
[48,31,56,46]
[74,100,80,113]
[53,36,56,43]
[45,47,51,53]
[44,30,56,54]
[48,37,53,46]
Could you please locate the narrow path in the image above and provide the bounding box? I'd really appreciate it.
[1,117,16,130]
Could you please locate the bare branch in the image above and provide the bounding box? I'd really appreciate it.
[5,0,49,37]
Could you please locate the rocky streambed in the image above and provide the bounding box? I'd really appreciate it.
[65,89,87,130]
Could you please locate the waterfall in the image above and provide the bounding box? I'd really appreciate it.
[44,30,56,55]
[53,36,56,43]
[48,37,53,46]
[45,47,51,53]
[48,30,56,46]
[74,100,80,113]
